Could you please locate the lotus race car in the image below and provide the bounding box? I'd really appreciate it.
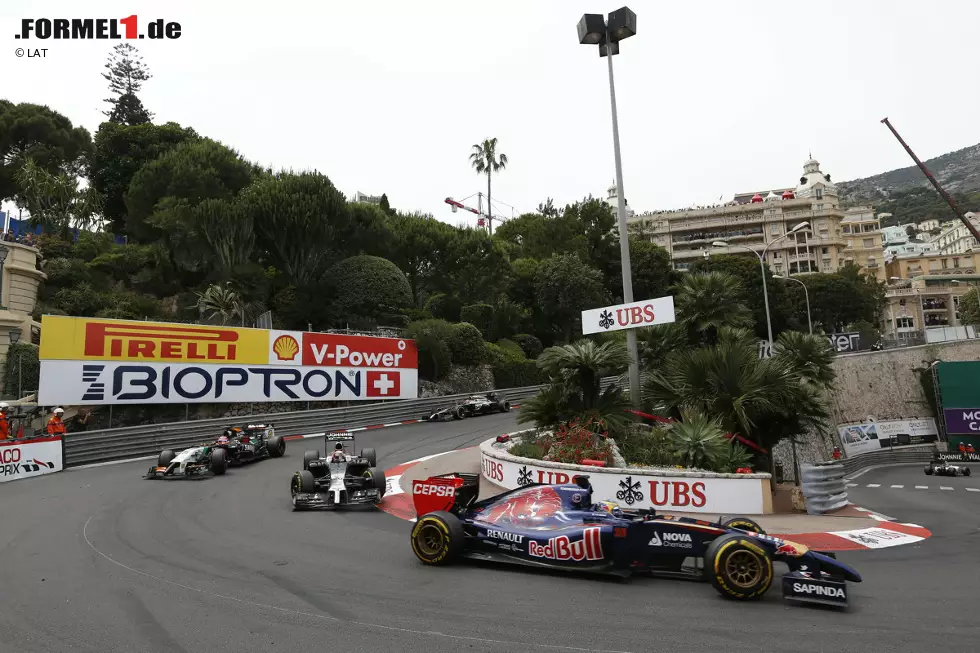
[409,473,862,607]
[144,423,285,479]
[289,433,386,509]
[425,392,512,421]
[925,460,971,477]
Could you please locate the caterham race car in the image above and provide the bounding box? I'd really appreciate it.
[409,473,862,607]
[289,433,386,509]
[425,392,512,421]
[924,460,971,477]
[144,424,286,479]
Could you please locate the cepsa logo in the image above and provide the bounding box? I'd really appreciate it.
[15,16,182,40]
[83,321,250,363]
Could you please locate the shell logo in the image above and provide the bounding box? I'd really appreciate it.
[272,335,299,361]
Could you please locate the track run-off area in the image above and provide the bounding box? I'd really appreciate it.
[1,413,978,653]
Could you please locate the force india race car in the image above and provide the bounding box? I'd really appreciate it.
[425,392,512,421]
[289,433,386,509]
[409,473,862,607]
[144,424,285,479]
[924,460,971,477]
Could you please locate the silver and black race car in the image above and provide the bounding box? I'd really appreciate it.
[925,460,971,477]
[425,392,512,421]
[289,433,386,509]
[144,424,285,479]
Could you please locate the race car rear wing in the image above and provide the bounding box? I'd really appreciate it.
[412,472,480,517]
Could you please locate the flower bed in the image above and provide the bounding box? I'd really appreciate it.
[482,430,773,515]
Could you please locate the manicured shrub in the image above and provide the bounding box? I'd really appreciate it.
[449,322,485,365]
[512,333,543,359]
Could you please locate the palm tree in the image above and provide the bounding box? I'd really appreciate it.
[469,138,508,234]
[194,283,243,326]
[674,271,754,345]
[772,330,836,389]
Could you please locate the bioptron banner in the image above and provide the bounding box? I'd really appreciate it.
[37,316,418,405]
[836,418,939,458]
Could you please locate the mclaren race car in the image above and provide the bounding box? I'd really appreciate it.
[409,473,862,607]
[925,460,971,477]
[425,392,512,421]
[144,424,285,479]
[289,433,386,509]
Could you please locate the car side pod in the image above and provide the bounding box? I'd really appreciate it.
[782,571,849,608]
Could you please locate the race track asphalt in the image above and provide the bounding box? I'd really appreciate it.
[1,418,978,653]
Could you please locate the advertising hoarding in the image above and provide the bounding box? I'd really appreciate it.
[935,361,980,449]
[581,296,676,336]
[481,449,768,515]
[836,418,939,457]
[38,316,418,405]
[0,436,63,483]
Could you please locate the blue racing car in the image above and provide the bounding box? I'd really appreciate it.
[409,473,861,607]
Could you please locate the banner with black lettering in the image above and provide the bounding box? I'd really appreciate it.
[0,436,63,483]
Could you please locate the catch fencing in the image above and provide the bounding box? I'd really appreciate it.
[63,377,622,467]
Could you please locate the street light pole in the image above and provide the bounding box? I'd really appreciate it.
[712,221,809,355]
[775,275,812,335]
[578,7,641,406]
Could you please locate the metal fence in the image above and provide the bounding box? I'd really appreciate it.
[839,444,936,476]
[63,377,622,468]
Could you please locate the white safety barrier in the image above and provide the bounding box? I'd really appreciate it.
[481,433,773,515]
[0,435,64,483]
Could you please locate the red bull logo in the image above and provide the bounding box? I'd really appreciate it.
[775,541,809,557]
[528,527,604,562]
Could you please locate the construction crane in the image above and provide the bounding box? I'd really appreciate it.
[881,117,980,243]
[444,194,508,233]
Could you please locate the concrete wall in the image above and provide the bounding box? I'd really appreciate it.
[774,338,980,480]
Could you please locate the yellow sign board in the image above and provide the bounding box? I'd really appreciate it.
[39,316,269,364]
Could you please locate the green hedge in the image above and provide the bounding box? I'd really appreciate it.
[4,343,39,399]
[484,342,547,389]
[512,333,543,359]
[449,322,485,365]
[460,303,493,339]
[403,319,455,381]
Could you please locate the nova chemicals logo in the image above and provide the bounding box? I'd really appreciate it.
[15,16,182,40]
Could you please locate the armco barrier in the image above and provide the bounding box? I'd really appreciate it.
[800,462,847,514]
[839,445,937,476]
[62,377,622,467]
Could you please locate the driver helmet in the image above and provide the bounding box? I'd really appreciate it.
[216,435,230,445]
[596,500,623,517]
[0,402,8,412]
[332,443,346,461]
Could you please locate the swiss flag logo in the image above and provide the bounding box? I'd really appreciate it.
[366,371,400,397]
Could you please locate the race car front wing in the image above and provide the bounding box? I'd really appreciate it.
[292,487,382,509]
[782,571,849,607]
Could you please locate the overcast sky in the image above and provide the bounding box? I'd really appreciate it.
[3,0,979,228]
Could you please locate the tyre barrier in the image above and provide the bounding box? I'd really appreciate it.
[62,376,624,467]
[800,462,848,514]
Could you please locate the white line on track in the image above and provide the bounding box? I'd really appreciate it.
[940,486,954,491]
[82,517,632,653]
[867,484,881,488]
[966,488,980,492]
[846,483,858,487]
[891,485,904,488]
[916,486,929,489]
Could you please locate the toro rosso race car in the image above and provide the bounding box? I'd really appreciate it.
[144,424,285,479]
[425,392,512,421]
[409,473,862,607]
[925,460,971,477]
[289,433,386,509]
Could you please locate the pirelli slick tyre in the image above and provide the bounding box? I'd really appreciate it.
[411,511,465,566]
[361,448,377,467]
[158,450,176,467]
[453,406,466,420]
[267,435,285,458]
[924,465,934,475]
[210,448,228,475]
[963,467,972,477]
[721,517,766,535]
[363,466,386,498]
[292,469,316,494]
[705,533,774,601]
[303,450,320,470]
[502,400,511,412]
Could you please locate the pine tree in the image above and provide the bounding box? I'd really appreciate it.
[102,43,154,124]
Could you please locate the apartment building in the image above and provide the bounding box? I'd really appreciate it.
[883,274,980,336]
[631,158,878,275]
[841,207,885,281]
[932,212,980,255]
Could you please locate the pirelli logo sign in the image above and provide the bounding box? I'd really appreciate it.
[40,316,268,364]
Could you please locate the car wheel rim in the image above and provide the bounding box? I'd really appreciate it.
[416,524,445,557]
[725,550,762,588]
